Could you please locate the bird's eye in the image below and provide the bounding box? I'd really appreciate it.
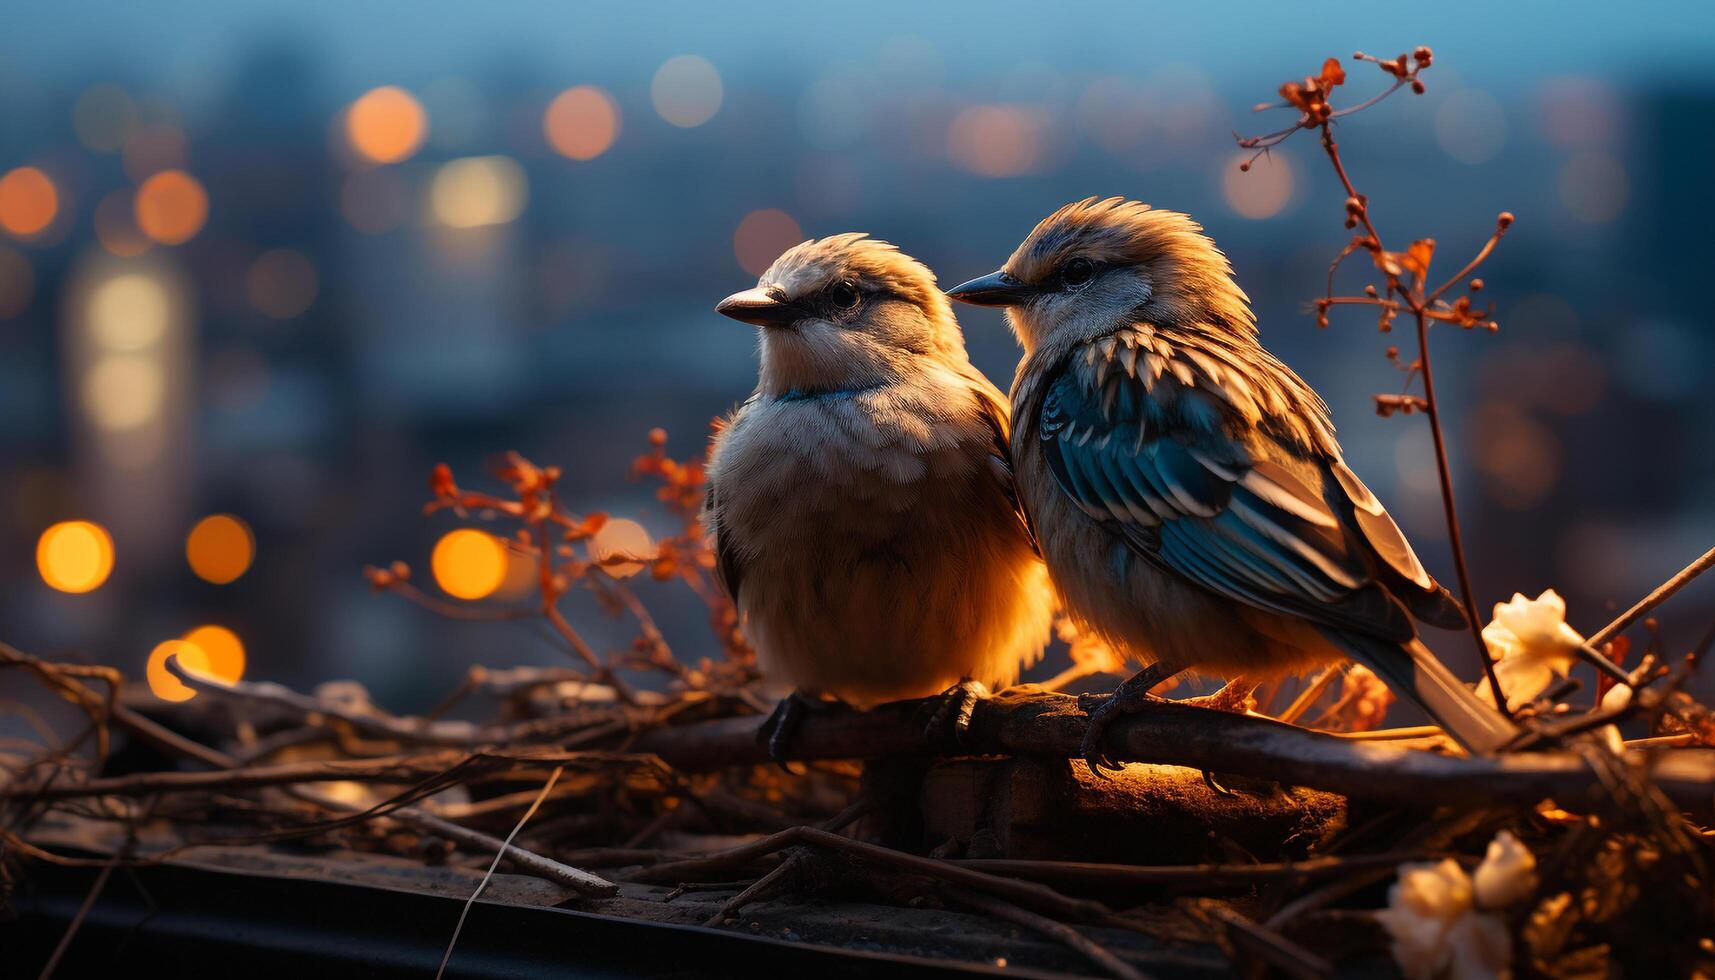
[1061,257,1096,289]
[829,281,861,312]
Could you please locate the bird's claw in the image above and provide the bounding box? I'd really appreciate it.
[920,678,987,746]
[756,693,809,774]
[1075,665,1176,777]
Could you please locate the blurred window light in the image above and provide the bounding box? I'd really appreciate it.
[1534,76,1621,148]
[87,273,170,351]
[1471,401,1561,511]
[1222,152,1294,220]
[94,190,151,257]
[244,248,318,319]
[121,123,189,183]
[0,166,60,238]
[947,105,1045,178]
[544,86,621,160]
[733,209,802,277]
[83,354,165,431]
[590,518,654,579]
[146,639,212,701]
[0,245,32,318]
[651,55,722,128]
[340,168,410,235]
[37,520,116,594]
[432,528,507,599]
[182,625,245,683]
[346,86,427,165]
[186,514,254,584]
[73,84,138,153]
[1433,89,1507,165]
[1558,152,1628,224]
[134,170,208,245]
[428,155,527,228]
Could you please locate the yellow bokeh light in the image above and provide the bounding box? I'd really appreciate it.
[947,105,1045,178]
[83,355,164,431]
[244,248,318,319]
[1222,152,1293,220]
[590,518,654,579]
[428,156,527,228]
[37,521,116,594]
[432,528,507,600]
[147,639,213,702]
[651,55,722,128]
[732,209,802,277]
[73,84,138,153]
[544,86,621,161]
[88,272,170,351]
[0,245,32,319]
[186,514,255,584]
[134,170,208,245]
[346,86,427,164]
[182,625,245,683]
[0,167,60,238]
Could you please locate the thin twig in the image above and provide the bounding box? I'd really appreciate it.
[35,855,116,980]
[1588,544,1715,649]
[948,887,1148,980]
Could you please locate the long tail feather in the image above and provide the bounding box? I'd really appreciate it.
[1320,629,1518,755]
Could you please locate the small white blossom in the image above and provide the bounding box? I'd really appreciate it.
[1594,683,1632,755]
[1378,831,1533,979]
[1475,589,1586,711]
[1473,830,1538,910]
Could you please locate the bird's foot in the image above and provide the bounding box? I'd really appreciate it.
[756,690,821,773]
[1076,663,1178,777]
[918,678,989,747]
[1175,676,1256,714]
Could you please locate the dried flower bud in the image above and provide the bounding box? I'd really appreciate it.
[390,561,411,580]
[1364,284,1379,297]
[1239,160,1251,172]
[1414,46,1433,65]
[1469,278,1484,292]
[1411,80,1426,94]
[1497,211,1515,230]
[648,427,668,447]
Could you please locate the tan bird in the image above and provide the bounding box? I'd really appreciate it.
[706,234,1055,760]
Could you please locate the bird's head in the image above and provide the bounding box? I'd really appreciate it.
[716,233,967,397]
[946,197,1253,353]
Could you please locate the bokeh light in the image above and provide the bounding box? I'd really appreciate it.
[339,168,410,234]
[0,245,32,318]
[73,84,138,153]
[83,354,165,431]
[1222,152,1293,219]
[186,514,255,584]
[946,105,1045,178]
[37,521,116,594]
[1472,402,1562,510]
[1434,89,1507,165]
[428,155,527,228]
[0,166,60,238]
[590,518,654,579]
[432,528,507,599]
[134,170,209,244]
[94,190,151,256]
[87,273,170,351]
[651,55,722,128]
[121,123,189,183]
[544,86,620,160]
[345,86,427,164]
[1558,152,1628,223]
[244,248,318,319]
[182,624,245,683]
[146,639,212,701]
[732,209,802,277]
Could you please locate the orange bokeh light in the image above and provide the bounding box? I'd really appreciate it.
[186,514,254,584]
[590,518,654,579]
[0,167,59,237]
[346,86,427,165]
[732,209,802,277]
[94,190,151,256]
[182,624,245,683]
[245,248,318,319]
[431,528,507,600]
[134,170,208,244]
[37,521,115,594]
[947,106,1044,178]
[543,86,621,161]
[147,639,212,702]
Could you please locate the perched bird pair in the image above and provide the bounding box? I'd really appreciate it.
[706,200,1518,767]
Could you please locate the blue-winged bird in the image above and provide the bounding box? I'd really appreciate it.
[946,198,1517,768]
[707,234,1055,762]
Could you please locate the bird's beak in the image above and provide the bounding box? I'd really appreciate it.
[716,287,800,328]
[946,270,1036,308]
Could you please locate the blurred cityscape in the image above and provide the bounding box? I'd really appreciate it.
[3,2,1713,710]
